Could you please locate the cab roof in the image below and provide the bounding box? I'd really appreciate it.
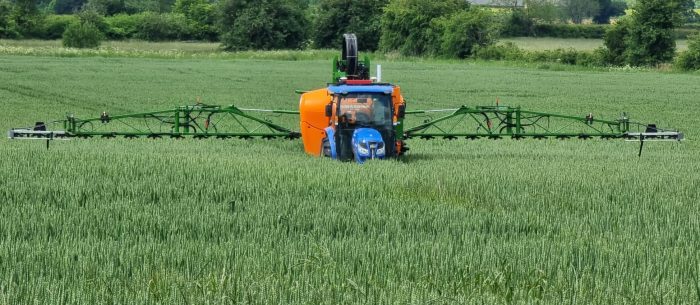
[327,84,394,95]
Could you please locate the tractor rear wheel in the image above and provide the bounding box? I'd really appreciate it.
[342,33,358,77]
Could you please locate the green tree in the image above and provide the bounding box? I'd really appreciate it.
[502,9,534,36]
[51,0,87,14]
[675,34,700,70]
[379,0,470,56]
[602,16,630,64]
[173,0,215,40]
[135,12,191,41]
[312,0,387,51]
[11,0,41,36]
[525,0,560,23]
[75,5,108,32]
[434,8,499,58]
[125,0,175,13]
[218,0,308,50]
[604,0,687,66]
[63,7,104,48]
[562,0,600,24]
[592,0,627,24]
[85,0,129,15]
[501,0,558,37]
[625,0,684,65]
[63,20,102,48]
[676,0,697,22]
[86,0,173,14]
[0,0,17,38]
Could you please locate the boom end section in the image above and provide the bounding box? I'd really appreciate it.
[9,121,68,140]
[9,129,67,140]
[625,131,684,142]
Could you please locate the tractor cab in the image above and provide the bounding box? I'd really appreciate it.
[323,84,395,162]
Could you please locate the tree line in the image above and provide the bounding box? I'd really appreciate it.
[0,0,699,69]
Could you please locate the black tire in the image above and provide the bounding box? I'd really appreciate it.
[343,33,358,76]
[321,138,331,157]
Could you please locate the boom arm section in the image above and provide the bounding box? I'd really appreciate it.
[9,104,300,140]
[405,106,682,141]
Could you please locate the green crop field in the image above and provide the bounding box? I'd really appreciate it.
[1,55,699,304]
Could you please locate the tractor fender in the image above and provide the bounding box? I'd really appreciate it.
[324,127,338,160]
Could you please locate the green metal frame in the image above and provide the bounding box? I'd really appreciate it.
[404,105,679,140]
[9,104,681,148]
[52,104,300,139]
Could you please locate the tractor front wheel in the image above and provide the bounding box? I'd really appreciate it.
[321,138,332,158]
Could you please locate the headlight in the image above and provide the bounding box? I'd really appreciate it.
[376,142,385,155]
[357,145,369,155]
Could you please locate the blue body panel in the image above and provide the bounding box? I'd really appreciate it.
[351,128,386,163]
[327,85,394,95]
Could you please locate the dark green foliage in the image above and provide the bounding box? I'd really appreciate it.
[40,14,77,39]
[473,43,607,67]
[103,12,194,41]
[501,9,534,37]
[62,20,103,48]
[85,0,132,15]
[681,23,700,30]
[678,22,700,38]
[312,0,387,51]
[435,9,499,59]
[674,26,700,38]
[173,0,213,26]
[135,12,190,41]
[11,0,42,37]
[676,0,697,22]
[624,0,680,66]
[379,0,469,56]
[561,0,600,24]
[689,10,700,23]
[504,21,694,40]
[502,8,611,38]
[52,0,87,14]
[592,0,627,24]
[603,0,687,66]
[218,0,308,51]
[379,0,498,58]
[502,23,608,39]
[85,0,175,15]
[173,0,216,40]
[76,6,109,32]
[104,12,144,39]
[603,17,629,65]
[675,34,700,70]
[126,0,176,13]
[0,0,19,38]
[61,7,106,47]
[473,42,524,60]
[524,0,560,23]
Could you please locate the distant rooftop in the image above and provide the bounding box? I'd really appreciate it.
[468,0,525,7]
